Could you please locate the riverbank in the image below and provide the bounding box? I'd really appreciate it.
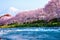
[0,18,60,28]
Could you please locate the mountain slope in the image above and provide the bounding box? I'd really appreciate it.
[0,14,13,25]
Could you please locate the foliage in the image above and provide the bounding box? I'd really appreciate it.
[0,18,60,28]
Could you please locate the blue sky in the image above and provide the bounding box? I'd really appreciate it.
[0,0,50,16]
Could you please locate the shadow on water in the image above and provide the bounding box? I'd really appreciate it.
[0,37,12,40]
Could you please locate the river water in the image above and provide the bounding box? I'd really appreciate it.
[0,27,60,40]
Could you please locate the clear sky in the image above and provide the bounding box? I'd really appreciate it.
[0,0,50,16]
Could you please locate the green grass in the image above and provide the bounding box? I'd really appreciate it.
[0,18,60,28]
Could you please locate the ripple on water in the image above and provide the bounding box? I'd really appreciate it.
[0,27,60,40]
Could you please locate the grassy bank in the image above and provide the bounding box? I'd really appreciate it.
[0,18,60,28]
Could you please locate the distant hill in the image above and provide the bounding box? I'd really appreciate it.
[0,14,13,25]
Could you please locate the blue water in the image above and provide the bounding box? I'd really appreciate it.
[0,27,60,40]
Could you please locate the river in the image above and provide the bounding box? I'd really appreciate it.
[0,27,60,40]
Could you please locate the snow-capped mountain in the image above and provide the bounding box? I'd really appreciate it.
[0,0,60,25]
